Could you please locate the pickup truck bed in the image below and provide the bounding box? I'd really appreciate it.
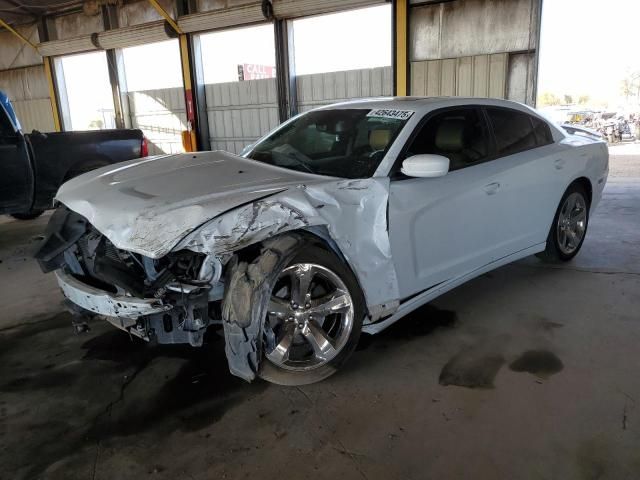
[1,95,146,218]
[26,129,145,211]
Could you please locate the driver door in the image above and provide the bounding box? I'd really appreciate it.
[388,107,512,299]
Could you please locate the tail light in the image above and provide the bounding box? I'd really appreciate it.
[140,136,149,157]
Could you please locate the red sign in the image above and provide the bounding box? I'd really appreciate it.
[238,64,276,81]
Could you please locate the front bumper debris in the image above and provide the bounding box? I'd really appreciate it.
[55,269,171,319]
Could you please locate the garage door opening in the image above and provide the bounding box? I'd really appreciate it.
[292,4,392,112]
[197,23,278,154]
[54,51,115,131]
[119,39,186,155]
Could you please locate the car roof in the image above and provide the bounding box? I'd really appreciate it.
[317,96,540,116]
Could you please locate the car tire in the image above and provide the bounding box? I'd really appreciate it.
[257,240,365,386]
[11,210,44,220]
[537,182,590,263]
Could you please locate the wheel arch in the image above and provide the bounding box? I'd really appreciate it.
[570,176,593,206]
[224,226,367,305]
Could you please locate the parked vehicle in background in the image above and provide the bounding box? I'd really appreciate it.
[0,90,148,219]
[36,97,609,386]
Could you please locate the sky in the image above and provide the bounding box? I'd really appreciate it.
[537,0,640,105]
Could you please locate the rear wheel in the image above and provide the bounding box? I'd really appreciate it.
[537,183,589,262]
[258,244,364,385]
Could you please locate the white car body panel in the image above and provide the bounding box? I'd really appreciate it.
[52,97,609,332]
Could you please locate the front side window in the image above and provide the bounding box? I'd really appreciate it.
[246,109,408,178]
[486,108,538,157]
[405,108,489,171]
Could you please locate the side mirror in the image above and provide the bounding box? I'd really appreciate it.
[401,154,450,178]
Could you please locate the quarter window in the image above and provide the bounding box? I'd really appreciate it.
[486,108,539,157]
[405,108,489,171]
[531,116,554,146]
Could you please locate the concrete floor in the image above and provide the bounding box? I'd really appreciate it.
[1,145,639,480]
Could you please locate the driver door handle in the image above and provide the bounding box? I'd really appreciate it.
[483,182,500,195]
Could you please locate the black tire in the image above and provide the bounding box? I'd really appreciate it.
[258,240,365,386]
[536,182,590,263]
[11,210,44,220]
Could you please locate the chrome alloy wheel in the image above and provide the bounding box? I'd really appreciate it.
[263,263,354,371]
[556,192,587,255]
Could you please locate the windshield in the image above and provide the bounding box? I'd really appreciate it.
[245,108,409,178]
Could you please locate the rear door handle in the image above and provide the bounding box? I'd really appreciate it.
[554,158,566,170]
[483,182,500,195]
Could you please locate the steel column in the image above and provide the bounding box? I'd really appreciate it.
[274,18,298,122]
[392,0,409,96]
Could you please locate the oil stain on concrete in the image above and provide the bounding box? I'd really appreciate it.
[439,345,506,389]
[509,349,564,378]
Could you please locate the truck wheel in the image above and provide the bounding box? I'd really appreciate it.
[11,210,44,220]
[537,183,590,263]
[258,242,365,386]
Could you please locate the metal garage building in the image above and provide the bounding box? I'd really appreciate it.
[0,0,542,155]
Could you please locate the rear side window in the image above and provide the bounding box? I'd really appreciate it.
[406,107,490,171]
[531,116,554,146]
[486,108,538,157]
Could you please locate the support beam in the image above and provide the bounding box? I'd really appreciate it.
[188,34,211,151]
[102,4,125,129]
[179,34,198,151]
[43,57,62,132]
[274,18,297,122]
[0,17,38,50]
[148,0,182,34]
[392,0,409,96]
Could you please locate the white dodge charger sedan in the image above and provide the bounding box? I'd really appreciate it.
[36,97,609,385]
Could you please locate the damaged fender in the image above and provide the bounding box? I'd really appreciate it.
[176,177,401,316]
[176,178,401,380]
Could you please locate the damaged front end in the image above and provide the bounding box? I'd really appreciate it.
[36,207,224,347]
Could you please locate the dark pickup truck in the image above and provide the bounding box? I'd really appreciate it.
[0,92,147,219]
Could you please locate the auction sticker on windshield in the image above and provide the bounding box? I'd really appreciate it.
[367,109,414,120]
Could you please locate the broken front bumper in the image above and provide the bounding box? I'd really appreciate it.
[55,269,171,319]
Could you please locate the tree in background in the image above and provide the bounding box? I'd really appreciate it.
[563,94,573,105]
[620,72,640,102]
[539,92,562,106]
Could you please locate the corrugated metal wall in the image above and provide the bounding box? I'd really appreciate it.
[205,78,279,154]
[125,88,187,155]
[409,0,540,105]
[410,53,508,98]
[297,66,393,112]
[0,65,55,133]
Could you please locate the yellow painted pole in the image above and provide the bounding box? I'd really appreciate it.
[43,57,62,132]
[179,34,197,151]
[394,0,408,96]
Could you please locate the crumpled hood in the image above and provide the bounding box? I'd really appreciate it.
[56,150,325,258]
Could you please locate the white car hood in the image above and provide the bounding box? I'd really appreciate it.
[56,150,325,258]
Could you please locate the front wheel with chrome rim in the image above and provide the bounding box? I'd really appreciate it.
[537,182,590,263]
[258,242,364,385]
